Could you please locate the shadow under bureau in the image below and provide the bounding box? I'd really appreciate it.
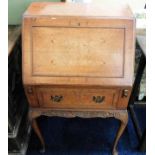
[22,2,135,155]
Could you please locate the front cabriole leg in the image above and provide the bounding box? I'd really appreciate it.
[29,109,45,153]
[112,110,128,155]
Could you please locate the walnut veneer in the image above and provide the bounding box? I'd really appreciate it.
[22,2,135,155]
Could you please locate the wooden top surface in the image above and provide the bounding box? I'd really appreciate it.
[8,26,21,56]
[24,2,134,19]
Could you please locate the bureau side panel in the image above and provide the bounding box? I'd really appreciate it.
[117,87,132,109]
[24,86,39,107]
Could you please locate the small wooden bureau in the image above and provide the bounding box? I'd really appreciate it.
[22,2,135,155]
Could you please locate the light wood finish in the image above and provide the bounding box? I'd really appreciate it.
[8,26,21,56]
[37,87,120,109]
[32,27,124,78]
[22,2,135,155]
[24,2,134,18]
[112,110,128,155]
[25,85,131,109]
[22,2,135,86]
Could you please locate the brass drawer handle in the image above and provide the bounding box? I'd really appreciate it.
[92,96,105,103]
[51,95,63,102]
[122,89,129,98]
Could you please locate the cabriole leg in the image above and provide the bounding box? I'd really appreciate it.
[29,110,45,153]
[32,119,45,153]
[112,111,128,155]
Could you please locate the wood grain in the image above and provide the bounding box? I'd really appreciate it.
[36,87,119,109]
[22,3,135,155]
[32,27,124,78]
[24,2,134,19]
[22,17,135,86]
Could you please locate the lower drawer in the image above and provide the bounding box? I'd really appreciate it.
[36,87,120,109]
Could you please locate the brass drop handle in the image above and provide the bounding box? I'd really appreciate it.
[51,95,63,102]
[92,96,105,103]
[122,89,129,98]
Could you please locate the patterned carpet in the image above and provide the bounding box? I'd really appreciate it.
[27,106,145,155]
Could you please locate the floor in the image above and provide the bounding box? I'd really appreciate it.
[27,106,145,155]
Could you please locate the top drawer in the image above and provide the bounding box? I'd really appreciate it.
[36,87,120,109]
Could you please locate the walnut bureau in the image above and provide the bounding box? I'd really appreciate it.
[22,2,135,155]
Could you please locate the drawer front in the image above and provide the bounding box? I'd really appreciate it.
[37,88,78,109]
[37,88,119,109]
[80,89,119,109]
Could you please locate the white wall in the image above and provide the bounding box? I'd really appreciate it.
[66,0,146,13]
